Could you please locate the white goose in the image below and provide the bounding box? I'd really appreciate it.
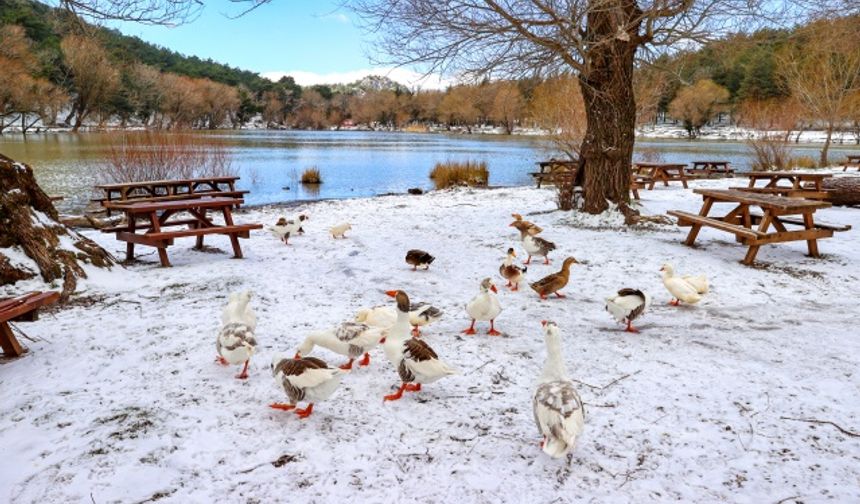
[605,288,652,333]
[216,291,257,379]
[355,301,443,337]
[660,263,708,306]
[220,290,257,331]
[269,353,344,419]
[296,322,387,370]
[463,278,502,336]
[382,290,458,401]
[533,320,585,458]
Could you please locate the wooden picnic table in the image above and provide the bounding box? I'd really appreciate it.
[93,176,246,215]
[735,171,833,199]
[842,155,860,172]
[633,163,689,189]
[689,161,734,177]
[103,197,262,267]
[0,291,60,358]
[667,189,850,265]
[530,159,579,188]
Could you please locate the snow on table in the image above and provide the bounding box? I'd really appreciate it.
[1,174,858,503]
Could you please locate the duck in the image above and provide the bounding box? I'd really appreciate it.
[660,263,707,305]
[499,247,527,291]
[463,278,503,336]
[355,301,443,337]
[220,290,257,332]
[533,320,585,458]
[330,222,352,239]
[605,288,652,333]
[269,353,345,419]
[511,213,543,235]
[510,220,556,265]
[265,214,307,245]
[295,321,387,370]
[382,290,458,401]
[405,249,435,271]
[530,257,578,299]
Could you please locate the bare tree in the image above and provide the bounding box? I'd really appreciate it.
[529,74,587,159]
[331,0,845,218]
[779,18,860,166]
[51,0,204,24]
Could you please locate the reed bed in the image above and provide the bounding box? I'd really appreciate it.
[429,160,489,189]
[301,167,323,184]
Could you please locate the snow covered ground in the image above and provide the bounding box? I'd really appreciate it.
[1,174,859,503]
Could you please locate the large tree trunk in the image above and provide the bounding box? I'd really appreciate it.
[0,154,114,299]
[577,4,639,221]
[820,123,833,167]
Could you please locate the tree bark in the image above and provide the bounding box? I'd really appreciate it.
[820,123,833,167]
[577,3,640,221]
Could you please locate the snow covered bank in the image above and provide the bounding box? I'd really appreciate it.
[1,176,859,502]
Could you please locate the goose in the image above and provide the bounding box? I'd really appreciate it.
[355,302,443,337]
[295,322,387,370]
[511,213,543,235]
[530,257,578,299]
[216,322,257,380]
[220,290,257,332]
[382,290,458,401]
[269,353,345,419]
[533,320,585,458]
[510,220,556,264]
[463,278,503,335]
[265,215,307,245]
[330,223,352,239]
[660,263,706,305]
[405,249,435,271]
[605,288,652,333]
[499,247,527,291]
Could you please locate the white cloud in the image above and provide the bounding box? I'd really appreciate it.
[261,67,454,90]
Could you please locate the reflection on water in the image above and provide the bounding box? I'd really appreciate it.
[0,130,855,213]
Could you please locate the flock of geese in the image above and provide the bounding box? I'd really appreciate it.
[216,212,711,458]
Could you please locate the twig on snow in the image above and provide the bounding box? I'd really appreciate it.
[467,359,494,375]
[775,495,803,504]
[574,370,642,391]
[780,417,860,437]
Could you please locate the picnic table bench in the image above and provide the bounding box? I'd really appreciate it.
[633,163,689,189]
[0,291,60,358]
[733,171,833,200]
[103,197,262,267]
[93,176,247,215]
[842,155,860,172]
[668,189,849,265]
[688,161,734,177]
[530,159,579,188]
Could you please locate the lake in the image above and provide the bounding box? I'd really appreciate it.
[0,130,855,213]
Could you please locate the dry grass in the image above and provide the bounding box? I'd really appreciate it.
[429,160,489,189]
[100,131,235,183]
[747,135,792,171]
[300,167,322,184]
[788,156,818,169]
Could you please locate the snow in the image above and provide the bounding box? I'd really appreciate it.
[1,175,859,502]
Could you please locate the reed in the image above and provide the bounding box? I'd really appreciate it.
[429,160,489,189]
[301,167,323,184]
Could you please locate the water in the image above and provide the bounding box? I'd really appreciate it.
[0,130,855,213]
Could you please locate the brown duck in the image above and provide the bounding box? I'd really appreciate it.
[510,213,543,235]
[499,247,527,291]
[530,257,578,299]
[510,220,556,264]
[405,249,435,270]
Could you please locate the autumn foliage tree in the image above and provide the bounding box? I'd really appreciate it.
[668,79,730,139]
[60,34,120,131]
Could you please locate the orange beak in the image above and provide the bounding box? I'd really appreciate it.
[541,320,547,327]
[508,222,516,227]
[490,285,498,293]
[511,251,517,257]
[385,290,398,298]
[293,352,301,359]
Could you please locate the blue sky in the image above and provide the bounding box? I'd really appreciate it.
[111,1,448,88]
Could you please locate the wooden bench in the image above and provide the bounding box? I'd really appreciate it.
[93,176,243,216]
[630,174,653,200]
[634,163,689,189]
[668,189,843,265]
[731,186,829,200]
[531,159,579,188]
[687,161,734,177]
[0,291,60,358]
[104,197,263,267]
[842,155,860,172]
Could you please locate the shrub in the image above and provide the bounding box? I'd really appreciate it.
[100,131,235,183]
[747,134,791,171]
[429,160,489,189]
[788,156,818,169]
[301,167,322,184]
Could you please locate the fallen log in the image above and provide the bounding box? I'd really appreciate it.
[814,177,860,206]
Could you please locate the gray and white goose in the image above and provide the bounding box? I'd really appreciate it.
[605,288,652,333]
[269,353,345,419]
[216,291,258,379]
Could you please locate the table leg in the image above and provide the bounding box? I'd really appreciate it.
[125,213,136,263]
[0,321,24,357]
[149,211,171,267]
[221,206,243,259]
[803,212,820,258]
[742,212,772,265]
[683,197,714,246]
[679,169,688,189]
[195,209,206,250]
